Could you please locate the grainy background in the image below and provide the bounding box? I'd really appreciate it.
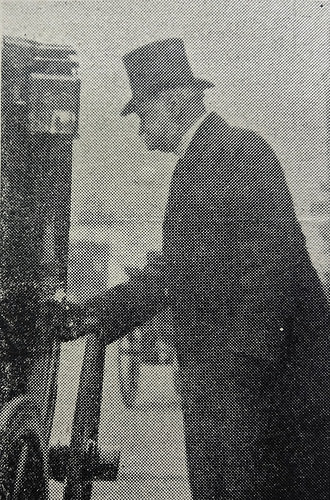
[2,1,329,499]
[3,0,329,278]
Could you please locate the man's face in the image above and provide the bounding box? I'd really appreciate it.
[134,96,175,152]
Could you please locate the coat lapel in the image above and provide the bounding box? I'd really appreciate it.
[179,112,232,167]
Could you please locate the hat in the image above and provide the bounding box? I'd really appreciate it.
[121,38,214,116]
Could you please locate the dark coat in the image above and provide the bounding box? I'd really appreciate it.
[87,112,329,498]
[89,112,328,364]
[163,113,329,362]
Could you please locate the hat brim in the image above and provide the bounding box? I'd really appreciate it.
[121,78,214,116]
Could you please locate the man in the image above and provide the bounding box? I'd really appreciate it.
[78,39,329,499]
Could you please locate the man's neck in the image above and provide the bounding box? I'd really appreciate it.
[177,105,206,140]
[174,107,209,158]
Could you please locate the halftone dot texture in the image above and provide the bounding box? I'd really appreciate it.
[2,1,329,500]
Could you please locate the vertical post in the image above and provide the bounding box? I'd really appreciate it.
[63,332,107,500]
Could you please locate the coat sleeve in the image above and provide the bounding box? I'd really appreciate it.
[82,269,169,344]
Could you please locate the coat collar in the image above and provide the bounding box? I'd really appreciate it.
[177,112,231,167]
[175,111,213,159]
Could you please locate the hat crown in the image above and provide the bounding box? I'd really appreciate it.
[123,38,195,96]
[121,38,214,115]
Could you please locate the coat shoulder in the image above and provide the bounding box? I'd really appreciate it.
[198,114,277,164]
[197,116,279,182]
[223,124,278,164]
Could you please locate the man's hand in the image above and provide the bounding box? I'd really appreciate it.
[37,299,102,343]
